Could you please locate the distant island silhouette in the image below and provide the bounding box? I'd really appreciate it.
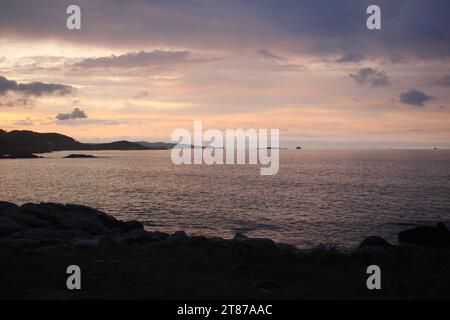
[64,154,98,159]
[0,129,174,156]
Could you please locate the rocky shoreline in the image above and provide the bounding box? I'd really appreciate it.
[1,202,449,252]
[1,202,449,299]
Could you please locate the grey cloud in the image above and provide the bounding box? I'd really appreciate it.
[134,91,149,99]
[73,50,190,69]
[57,119,125,126]
[258,49,284,61]
[0,75,75,96]
[349,68,390,87]
[335,53,365,63]
[400,89,434,106]
[14,117,34,126]
[258,49,302,71]
[1,1,449,61]
[56,108,88,120]
[0,96,34,108]
[432,75,450,87]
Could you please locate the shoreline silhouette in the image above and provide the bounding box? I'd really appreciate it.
[1,201,449,299]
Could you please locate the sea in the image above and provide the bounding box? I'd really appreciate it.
[1,149,449,248]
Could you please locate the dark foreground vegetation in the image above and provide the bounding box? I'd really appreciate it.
[0,202,449,299]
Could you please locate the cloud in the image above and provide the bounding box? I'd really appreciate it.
[13,117,34,126]
[432,75,450,87]
[1,1,449,61]
[257,49,302,71]
[0,75,75,96]
[335,53,365,63]
[72,50,191,69]
[56,119,125,126]
[134,91,149,99]
[0,96,34,108]
[349,68,390,87]
[56,108,88,120]
[399,89,434,106]
[258,49,285,61]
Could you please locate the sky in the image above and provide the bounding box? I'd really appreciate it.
[0,0,450,148]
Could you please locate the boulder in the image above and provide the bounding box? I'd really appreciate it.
[0,202,171,250]
[7,228,73,245]
[275,242,296,251]
[0,202,19,215]
[120,220,144,232]
[3,209,51,228]
[0,216,25,236]
[242,238,276,249]
[120,230,169,245]
[233,233,248,242]
[358,236,392,250]
[71,238,101,249]
[232,233,275,248]
[58,216,112,235]
[170,231,188,241]
[64,204,123,230]
[0,154,42,159]
[98,235,118,248]
[64,154,97,158]
[398,222,450,247]
[20,203,71,223]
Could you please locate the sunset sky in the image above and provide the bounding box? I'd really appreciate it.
[1,0,449,148]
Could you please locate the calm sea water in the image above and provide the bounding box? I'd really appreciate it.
[1,150,449,248]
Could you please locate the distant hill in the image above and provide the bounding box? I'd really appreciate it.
[135,141,176,150]
[0,129,149,155]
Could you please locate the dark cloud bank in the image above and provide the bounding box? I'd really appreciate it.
[73,50,191,69]
[349,68,390,87]
[0,75,74,96]
[0,0,449,61]
[56,108,88,120]
[400,89,434,107]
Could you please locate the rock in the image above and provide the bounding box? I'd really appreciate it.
[232,233,275,248]
[398,222,450,247]
[20,203,71,224]
[0,202,19,215]
[0,227,66,249]
[0,202,176,250]
[170,231,188,241]
[358,236,392,250]
[275,243,296,251]
[7,228,72,245]
[64,154,97,158]
[64,204,123,230]
[4,208,52,228]
[71,238,101,249]
[242,238,276,249]
[0,216,25,236]
[233,233,248,242]
[0,154,42,159]
[58,216,112,235]
[98,235,118,248]
[120,230,169,245]
[19,203,123,234]
[437,222,449,233]
[120,220,144,232]
[149,231,169,241]
[0,237,45,250]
